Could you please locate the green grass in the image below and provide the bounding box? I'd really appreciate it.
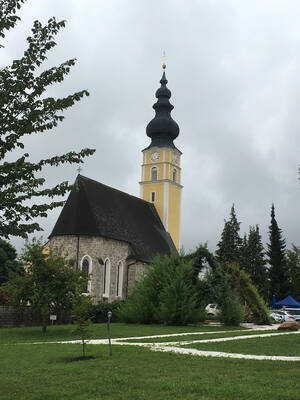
[1,324,300,400]
[1,340,300,400]
[182,332,300,356]
[125,329,277,343]
[0,323,245,344]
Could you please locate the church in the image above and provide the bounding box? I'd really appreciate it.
[49,63,183,303]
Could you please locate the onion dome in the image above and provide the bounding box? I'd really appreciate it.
[144,70,180,150]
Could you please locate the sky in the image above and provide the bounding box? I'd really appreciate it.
[2,0,300,254]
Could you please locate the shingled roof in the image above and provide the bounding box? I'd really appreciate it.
[49,175,176,262]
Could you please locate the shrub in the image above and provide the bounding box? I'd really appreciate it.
[88,301,124,323]
[118,254,205,325]
[219,295,245,326]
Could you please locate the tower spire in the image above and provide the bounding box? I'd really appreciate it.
[144,58,180,150]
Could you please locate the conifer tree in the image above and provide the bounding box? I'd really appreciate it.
[240,225,268,299]
[216,204,242,265]
[285,245,300,300]
[0,0,95,239]
[267,204,287,299]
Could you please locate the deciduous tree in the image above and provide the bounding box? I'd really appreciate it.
[0,0,95,239]
[4,239,85,332]
[0,238,24,285]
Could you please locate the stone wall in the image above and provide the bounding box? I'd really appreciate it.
[50,235,149,303]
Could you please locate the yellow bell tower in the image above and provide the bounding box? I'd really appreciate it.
[140,59,182,250]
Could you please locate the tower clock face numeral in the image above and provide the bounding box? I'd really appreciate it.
[150,152,160,162]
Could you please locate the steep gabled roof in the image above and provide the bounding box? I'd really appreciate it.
[49,175,176,262]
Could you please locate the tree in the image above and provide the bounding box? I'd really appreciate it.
[267,204,287,300]
[216,204,242,264]
[188,245,270,325]
[0,0,95,239]
[286,245,300,300]
[118,254,204,325]
[0,238,24,285]
[240,225,268,300]
[72,288,92,358]
[4,239,84,332]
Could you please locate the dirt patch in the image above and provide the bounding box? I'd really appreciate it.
[63,355,97,362]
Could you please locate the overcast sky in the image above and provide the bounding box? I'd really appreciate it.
[3,0,300,254]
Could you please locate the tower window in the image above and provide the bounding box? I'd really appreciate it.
[172,168,177,183]
[103,258,111,298]
[151,192,156,202]
[151,166,158,181]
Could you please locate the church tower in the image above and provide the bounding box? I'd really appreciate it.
[140,61,182,250]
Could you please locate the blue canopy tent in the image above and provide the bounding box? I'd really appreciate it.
[272,295,300,309]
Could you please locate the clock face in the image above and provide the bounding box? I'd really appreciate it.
[150,152,160,162]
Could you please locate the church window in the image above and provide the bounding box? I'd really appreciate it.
[151,166,158,181]
[80,255,92,293]
[103,258,111,298]
[116,261,123,297]
[172,168,177,183]
[151,192,155,202]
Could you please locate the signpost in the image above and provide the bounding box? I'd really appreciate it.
[50,315,57,325]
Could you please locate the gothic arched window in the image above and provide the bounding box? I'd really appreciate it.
[116,261,123,297]
[151,166,158,181]
[81,256,92,293]
[103,258,111,298]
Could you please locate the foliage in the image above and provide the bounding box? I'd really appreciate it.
[285,244,300,300]
[240,225,268,300]
[0,0,95,239]
[267,204,287,299]
[204,262,244,326]
[0,238,24,285]
[72,289,92,358]
[226,262,270,325]
[218,295,245,326]
[3,239,84,332]
[187,245,270,325]
[88,300,124,323]
[216,204,242,265]
[118,254,205,325]
[0,287,11,304]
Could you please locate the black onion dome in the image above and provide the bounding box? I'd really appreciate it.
[145,71,180,150]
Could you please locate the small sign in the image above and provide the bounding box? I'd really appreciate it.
[50,315,57,321]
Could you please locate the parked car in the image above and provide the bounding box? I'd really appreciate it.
[270,310,296,323]
[205,304,220,316]
[285,308,300,323]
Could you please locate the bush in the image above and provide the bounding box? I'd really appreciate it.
[88,301,124,323]
[0,288,11,305]
[219,295,245,326]
[117,254,205,325]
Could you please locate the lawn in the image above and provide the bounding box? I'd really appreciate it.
[183,332,300,356]
[0,323,245,344]
[124,329,277,343]
[1,323,300,400]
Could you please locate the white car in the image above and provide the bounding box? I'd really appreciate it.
[270,310,296,323]
[205,304,220,316]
